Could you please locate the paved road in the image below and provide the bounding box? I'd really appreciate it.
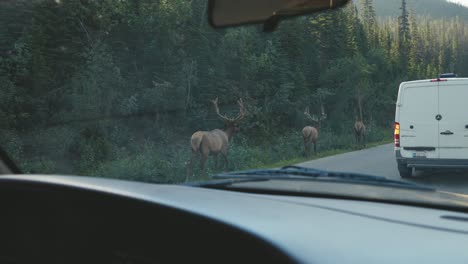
[298,144,468,194]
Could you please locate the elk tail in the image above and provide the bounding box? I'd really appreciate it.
[190,132,204,153]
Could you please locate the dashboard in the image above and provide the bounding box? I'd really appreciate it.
[1,175,468,263]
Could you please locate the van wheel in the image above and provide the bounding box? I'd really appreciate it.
[398,164,412,178]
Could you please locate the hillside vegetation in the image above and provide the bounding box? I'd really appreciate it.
[1,0,468,182]
[366,0,468,19]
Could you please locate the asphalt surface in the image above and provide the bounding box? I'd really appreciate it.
[298,144,468,194]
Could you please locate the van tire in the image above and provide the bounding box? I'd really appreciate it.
[398,164,412,178]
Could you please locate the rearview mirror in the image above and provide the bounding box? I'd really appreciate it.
[208,0,351,32]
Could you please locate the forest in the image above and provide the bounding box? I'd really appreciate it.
[1,0,468,183]
[367,0,468,18]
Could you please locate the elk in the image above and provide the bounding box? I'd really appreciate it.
[354,94,367,147]
[186,98,246,179]
[302,105,327,158]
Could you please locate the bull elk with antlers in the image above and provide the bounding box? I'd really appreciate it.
[303,106,327,157]
[186,98,246,179]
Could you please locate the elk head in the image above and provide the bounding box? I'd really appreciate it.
[212,97,247,137]
[304,105,327,129]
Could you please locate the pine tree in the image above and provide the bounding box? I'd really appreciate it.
[398,0,410,45]
[360,0,377,47]
[408,10,423,77]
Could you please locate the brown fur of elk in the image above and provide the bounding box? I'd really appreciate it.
[303,105,327,158]
[354,93,367,148]
[186,98,246,180]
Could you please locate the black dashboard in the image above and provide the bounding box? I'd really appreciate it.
[0,177,294,264]
[1,175,468,264]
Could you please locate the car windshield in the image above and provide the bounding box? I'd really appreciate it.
[1,0,468,195]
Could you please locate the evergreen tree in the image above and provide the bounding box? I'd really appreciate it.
[360,0,377,47]
[3,0,468,179]
[398,0,410,45]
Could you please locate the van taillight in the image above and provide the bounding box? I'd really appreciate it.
[394,122,400,147]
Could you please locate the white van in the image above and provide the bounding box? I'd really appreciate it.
[394,74,468,178]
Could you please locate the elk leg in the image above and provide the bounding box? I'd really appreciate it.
[313,142,317,155]
[221,152,228,171]
[214,154,219,171]
[186,150,197,181]
[200,154,207,174]
[304,140,310,158]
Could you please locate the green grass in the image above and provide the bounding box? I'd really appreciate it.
[19,125,393,184]
[248,139,393,170]
[169,131,393,182]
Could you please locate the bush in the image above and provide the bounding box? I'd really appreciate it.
[0,129,24,162]
[12,124,391,184]
[22,158,57,174]
[88,141,186,184]
[31,127,78,158]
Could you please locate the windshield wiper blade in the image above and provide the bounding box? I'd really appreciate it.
[210,165,434,191]
[184,177,269,188]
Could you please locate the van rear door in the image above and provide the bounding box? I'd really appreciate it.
[398,82,439,159]
[438,81,468,159]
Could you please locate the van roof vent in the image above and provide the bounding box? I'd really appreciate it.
[439,73,457,78]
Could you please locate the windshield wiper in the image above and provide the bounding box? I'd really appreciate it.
[192,165,434,191]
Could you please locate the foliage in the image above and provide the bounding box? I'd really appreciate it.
[0,0,466,182]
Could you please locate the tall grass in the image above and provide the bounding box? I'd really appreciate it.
[18,126,392,183]
[90,127,391,183]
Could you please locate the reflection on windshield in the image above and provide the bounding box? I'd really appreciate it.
[1,0,468,194]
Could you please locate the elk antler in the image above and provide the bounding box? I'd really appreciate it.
[212,97,229,121]
[304,107,319,122]
[233,98,247,122]
[319,105,327,121]
[212,98,247,123]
